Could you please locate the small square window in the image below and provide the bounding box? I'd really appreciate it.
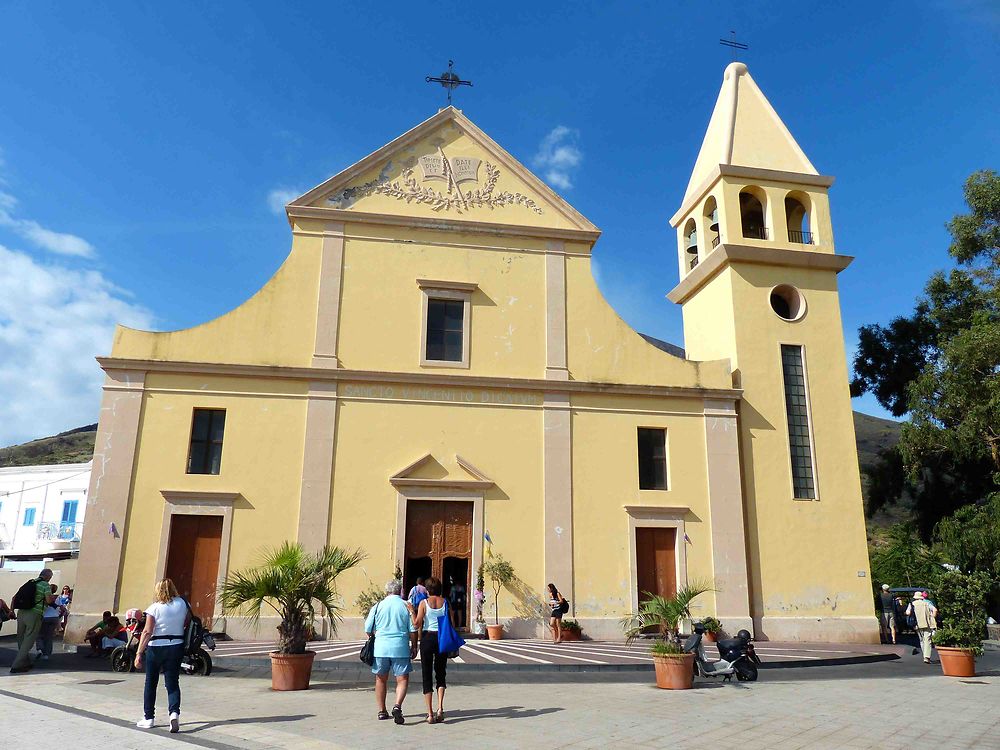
[187,409,226,475]
[637,428,668,490]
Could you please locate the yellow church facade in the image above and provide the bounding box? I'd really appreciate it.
[70,63,879,643]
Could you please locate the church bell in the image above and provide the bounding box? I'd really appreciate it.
[686,230,698,255]
[709,208,719,233]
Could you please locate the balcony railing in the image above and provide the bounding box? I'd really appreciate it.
[742,226,769,240]
[35,522,83,550]
[689,256,700,271]
[711,236,720,248]
[788,229,813,244]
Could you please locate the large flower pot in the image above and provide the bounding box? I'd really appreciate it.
[560,628,581,642]
[704,632,718,643]
[937,647,976,677]
[270,651,316,691]
[653,653,696,690]
[486,624,505,640]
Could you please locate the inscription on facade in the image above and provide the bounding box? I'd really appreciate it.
[343,383,542,406]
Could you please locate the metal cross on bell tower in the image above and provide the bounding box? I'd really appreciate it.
[719,31,749,61]
[425,60,473,106]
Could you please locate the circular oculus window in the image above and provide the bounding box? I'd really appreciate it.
[769,284,806,321]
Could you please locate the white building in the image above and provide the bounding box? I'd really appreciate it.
[0,462,91,557]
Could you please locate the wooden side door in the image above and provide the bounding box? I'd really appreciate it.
[636,527,677,602]
[165,514,223,626]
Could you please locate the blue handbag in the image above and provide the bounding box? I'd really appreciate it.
[437,600,466,657]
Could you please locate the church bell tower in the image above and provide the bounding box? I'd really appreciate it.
[668,63,878,643]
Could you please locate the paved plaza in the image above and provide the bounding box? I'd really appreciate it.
[2,637,999,749]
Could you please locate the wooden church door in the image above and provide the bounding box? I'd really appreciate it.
[404,500,473,625]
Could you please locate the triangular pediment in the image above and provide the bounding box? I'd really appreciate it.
[290,107,598,237]
[389,453,494,490]
[683,63,819,203]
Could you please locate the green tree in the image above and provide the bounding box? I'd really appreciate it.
[934,494,1000,578]
[852,170,1000,534]
[868,523,944,588]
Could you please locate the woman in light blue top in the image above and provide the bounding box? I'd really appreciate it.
[414,576,452,724]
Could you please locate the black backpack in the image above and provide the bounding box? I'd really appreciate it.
[11,578,41,611]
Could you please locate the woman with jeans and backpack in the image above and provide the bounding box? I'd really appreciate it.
[134,579,190,733]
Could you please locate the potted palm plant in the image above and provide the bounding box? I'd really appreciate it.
[622,582,713,690]
[220,542,365,691]
[700,616,722,643]
[482,554,515,640]
[932,570,992,677]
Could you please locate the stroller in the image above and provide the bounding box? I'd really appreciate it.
[110,606,215,676]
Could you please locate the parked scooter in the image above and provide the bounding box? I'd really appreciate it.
[683,624,760,682]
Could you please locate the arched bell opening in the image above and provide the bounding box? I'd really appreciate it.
[785,192,813,245]
[703,196,720,249]
[739,188,768,241]
[683,218,699,270]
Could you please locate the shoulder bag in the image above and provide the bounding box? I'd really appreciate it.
[359,602,379,666]
[437,600,466,658]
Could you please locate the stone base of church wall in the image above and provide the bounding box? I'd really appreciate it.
[756,615,881,644]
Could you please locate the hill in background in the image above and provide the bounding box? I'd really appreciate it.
[0,424,98,467]
[1,413,902,475]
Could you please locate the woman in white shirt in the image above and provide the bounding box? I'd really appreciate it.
[134,579,189,733]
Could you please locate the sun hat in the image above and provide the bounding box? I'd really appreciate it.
[881,584,890,591]
[912,591,924,600]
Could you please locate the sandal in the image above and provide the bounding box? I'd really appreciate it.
[392,705,405,725]
[436,711,445,724]
[426,714,437,724]
[377,710,390,721]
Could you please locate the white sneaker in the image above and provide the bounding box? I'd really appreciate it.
[169,713,180,733]
[135,718,154,729]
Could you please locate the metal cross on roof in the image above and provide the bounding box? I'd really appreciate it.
[719,31,749,61]
[425,60,473,106]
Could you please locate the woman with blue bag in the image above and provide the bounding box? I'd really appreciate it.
[414,576,465,724]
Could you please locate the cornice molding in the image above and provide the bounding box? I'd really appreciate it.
[159,490,242,504]
[287,205,600,244]
[667,243,853,304]
[97,357,742,402]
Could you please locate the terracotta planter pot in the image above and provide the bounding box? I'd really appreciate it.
[937,646,976,677]
[704,632,718,643]
[486,624,505,640]
[270,651,316,691]
[653,653,695,690]
[560,628,581,641]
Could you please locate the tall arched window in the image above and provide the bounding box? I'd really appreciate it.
[785,193,812,244]
[739,188,767,240]
[683,218,698,270]
[703,196,720,249]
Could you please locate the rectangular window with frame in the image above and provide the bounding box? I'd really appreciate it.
[187,408,226,475]
[637,428,668,490]
[61,499,79,525]
[23,507,36,526]
[425,298,465,363]
[780,344,816,499]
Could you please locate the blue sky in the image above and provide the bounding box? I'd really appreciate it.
[0,2,997,445]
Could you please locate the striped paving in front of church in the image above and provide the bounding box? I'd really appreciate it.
[210,638,898,668]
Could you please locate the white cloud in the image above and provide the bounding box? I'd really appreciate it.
[0,244,153,446]
[533,126,583,191]
[267,187,302,215]
[0,191,95,258]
